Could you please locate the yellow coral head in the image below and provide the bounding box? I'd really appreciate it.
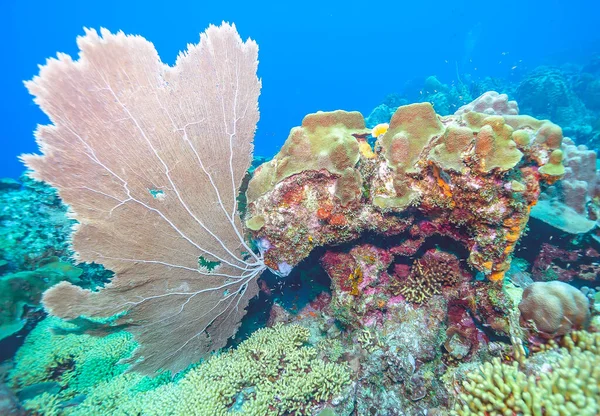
[371,123,389,138]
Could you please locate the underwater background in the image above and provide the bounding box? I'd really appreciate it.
[2,0,600,177]
[1,0,600,415]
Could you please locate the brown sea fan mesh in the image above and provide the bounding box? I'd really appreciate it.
[21,23,266,374]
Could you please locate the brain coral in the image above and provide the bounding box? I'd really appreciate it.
[519,281,590,338]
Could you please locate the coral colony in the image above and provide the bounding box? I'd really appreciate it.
[1,23,599,415]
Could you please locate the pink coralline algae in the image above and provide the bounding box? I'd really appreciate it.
[532,242,600,282]
[246,99,565,282]
[318,243,512,338]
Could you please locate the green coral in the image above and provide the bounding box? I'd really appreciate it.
[381,102,444,174]
[9,316,136,393]
[428,124,473,173]
[155,323,351,415]
[538,149,566,177]
[11,321,350,416]
[245,214,266,231]
[453,333,600,416]
[0,261,82,340]
[246,110,368,202]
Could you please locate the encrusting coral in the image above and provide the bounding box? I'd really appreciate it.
[247,98,565,282]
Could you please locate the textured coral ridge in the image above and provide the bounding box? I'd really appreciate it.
[246,101,565,281]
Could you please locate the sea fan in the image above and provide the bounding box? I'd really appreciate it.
[21,23,266,374]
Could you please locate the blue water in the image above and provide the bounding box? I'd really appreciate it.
[1,0,599,177]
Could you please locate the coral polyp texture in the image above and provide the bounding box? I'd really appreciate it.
[452,330,600,416]
[395,249,461,304]
[246,99,565,281]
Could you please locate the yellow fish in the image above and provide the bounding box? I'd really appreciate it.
[371,123,389,138]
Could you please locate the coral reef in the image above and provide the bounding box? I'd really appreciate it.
[9,317,135,395]
[6,22,600,415]
[453,349,599,415]
[531,242,600,282]
[0,176,111,343]
[455,91,518,116]
[247,100,565,282]
[531,137,600,234]
[394,249,461,304]
[516,66,599,148]
[316,239,519,413]
[0,260,82,340]
[8,319,350,416]
[0,176,73,275]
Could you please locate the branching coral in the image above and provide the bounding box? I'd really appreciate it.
[9,319,350,416]
[452,329,600,416]
[9,317,136,393]
[394,249,461,304]
[453,349,600,416]
[136,323,351,416]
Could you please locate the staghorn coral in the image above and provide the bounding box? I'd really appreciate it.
[394,249,461,304]
[248,97,565,281]
[22,24,267,374]
[8,317,136,394]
